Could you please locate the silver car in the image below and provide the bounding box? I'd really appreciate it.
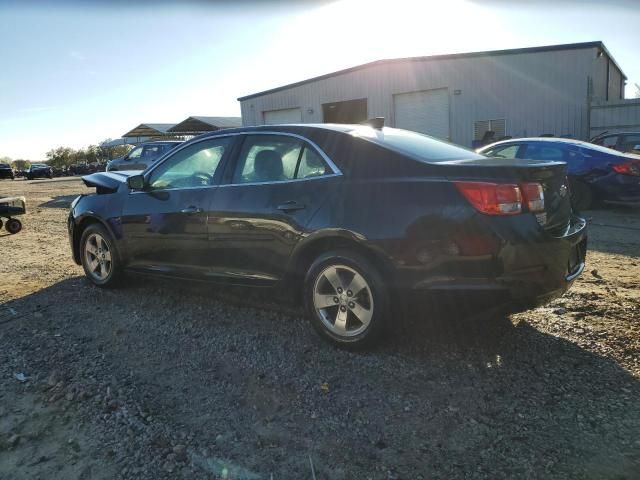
[106,141,182,172]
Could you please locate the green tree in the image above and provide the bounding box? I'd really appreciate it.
[12,159,30,170]
[46,147,75,168]
[0,156,12,165]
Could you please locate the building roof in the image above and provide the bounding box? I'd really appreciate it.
[238,41,625,101]
[122,123,176,138]
[168,116,242,133]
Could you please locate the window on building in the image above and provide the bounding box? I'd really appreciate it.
[474,119,506,141]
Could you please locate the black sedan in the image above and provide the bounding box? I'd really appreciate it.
[26,163,53,180]
[0,163,15,180]
[68,124,586,348]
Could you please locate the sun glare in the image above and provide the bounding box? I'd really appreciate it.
[281,0,509,68]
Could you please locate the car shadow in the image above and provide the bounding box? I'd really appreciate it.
[38,194,79,209]
[1,276,638,478]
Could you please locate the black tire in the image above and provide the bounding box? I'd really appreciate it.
[303,250,390,349]
[6,218,22,234]
[569,180,593,212]
[79,223,123,287]
[0,219,3,230]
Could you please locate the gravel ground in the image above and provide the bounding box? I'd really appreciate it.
[1,177,639,479]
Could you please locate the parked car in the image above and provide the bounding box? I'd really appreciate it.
[25,164,53,180]
[478,138,640,210]
[0,163,15,180]
[106,141,182,172]
[591,131,640,153]
[69,124,586,348]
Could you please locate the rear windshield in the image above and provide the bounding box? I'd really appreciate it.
[349,126,485,162]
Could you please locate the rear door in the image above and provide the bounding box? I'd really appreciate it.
[207,133,340,285]
[121,136,234,278]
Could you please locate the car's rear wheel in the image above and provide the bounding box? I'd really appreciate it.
[304,250,389,349]
[569,179,593,211]
[80,224,122,287]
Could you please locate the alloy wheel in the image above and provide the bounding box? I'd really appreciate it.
[84,233,112,281]
[312,264,374,337]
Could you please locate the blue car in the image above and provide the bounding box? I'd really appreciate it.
[478,138,640,210]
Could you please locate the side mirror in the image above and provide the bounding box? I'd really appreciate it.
[127,174,145,190]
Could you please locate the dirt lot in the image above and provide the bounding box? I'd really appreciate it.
[1,177,639,479]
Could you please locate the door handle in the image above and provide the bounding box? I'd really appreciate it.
[277,201,306,212]
[180,206,203,214]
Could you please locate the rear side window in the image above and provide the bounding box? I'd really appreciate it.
[483,144,520,158]
[142,145,163,158]
[232,135,331,184]
[351,126,484,162]
[600,136,618,148]
[620,134,640,152]
[522,143,565,161]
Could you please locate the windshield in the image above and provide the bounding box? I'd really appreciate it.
[350,126,485,162]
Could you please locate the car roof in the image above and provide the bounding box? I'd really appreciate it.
[480,137,597,150]
[196,124,359,138]
[140,140,183,145]
[596,132,640,137]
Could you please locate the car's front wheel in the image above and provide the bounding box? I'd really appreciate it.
[80,224,122,287]
[304,250,390,349]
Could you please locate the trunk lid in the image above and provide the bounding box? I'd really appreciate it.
[437,157,572,234]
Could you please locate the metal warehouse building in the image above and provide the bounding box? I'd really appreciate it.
[238,41,626,147]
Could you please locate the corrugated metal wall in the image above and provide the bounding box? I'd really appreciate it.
[240,46,604,147]
[590,99,640,137]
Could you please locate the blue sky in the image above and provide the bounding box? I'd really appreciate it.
[1,0,639,160]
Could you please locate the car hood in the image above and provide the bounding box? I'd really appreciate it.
[83,170,142,193]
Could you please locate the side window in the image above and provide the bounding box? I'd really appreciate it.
[483,145,519,159]
[296,147,328,178]
[148,138,230,190]
[232,135,332,184]
[523,144,564,161]
[142,145,162,158]
[128,146,143,159]
[233,135,302,184]
[601,136,618,149]
[620,134,640,152]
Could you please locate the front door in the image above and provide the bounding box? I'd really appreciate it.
[121,136,234,278]
[208,133,340,285]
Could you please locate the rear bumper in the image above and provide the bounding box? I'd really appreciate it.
[394,214,587,309]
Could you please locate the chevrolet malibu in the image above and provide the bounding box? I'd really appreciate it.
[68,124,587,348]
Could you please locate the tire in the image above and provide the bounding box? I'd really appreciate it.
[5,218,22,234]
[0,219,3,230]
[303,250,390,349]
[79,224,122,287]
[569,179,593,212]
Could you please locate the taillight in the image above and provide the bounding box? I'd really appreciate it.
[520,182,545,213]
[612,160,640,176]
[454,182,522,215]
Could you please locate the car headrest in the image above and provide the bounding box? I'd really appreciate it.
[254,150,284,182]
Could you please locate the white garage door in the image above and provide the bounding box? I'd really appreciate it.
[263,108,302,125]
[394,89,450,140]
